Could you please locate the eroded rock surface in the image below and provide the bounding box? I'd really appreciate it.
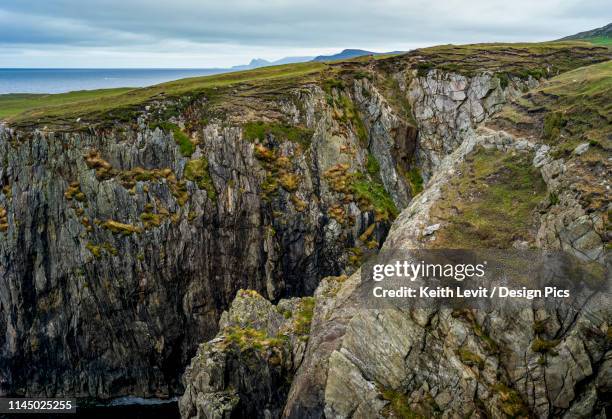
[409,70,538,180]
[284,126,611,418]
[179,290,313,419]
[1,43,609,412]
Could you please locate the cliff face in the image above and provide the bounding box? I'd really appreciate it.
[283,61,612,419]
[408,70,538,180]
[0,41,609,412]
[178,72,539,419]
[181,51,611,418]
[285,131,609,419]
[0,65,415,398]
[179,290,314,419]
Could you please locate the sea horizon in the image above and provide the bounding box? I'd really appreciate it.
[0,67,235,95]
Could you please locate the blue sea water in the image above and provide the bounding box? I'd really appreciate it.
[0,68,231,94]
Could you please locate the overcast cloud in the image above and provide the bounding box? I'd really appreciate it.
[0,0,609,67]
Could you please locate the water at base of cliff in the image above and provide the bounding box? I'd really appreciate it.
[0,399,180,419]
[72,402,180,419]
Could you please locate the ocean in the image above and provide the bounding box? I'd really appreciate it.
[0,68,232,94]
[0,398,180,419]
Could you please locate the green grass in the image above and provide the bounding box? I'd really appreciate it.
[352,176,399,221]
[584,36,612,47]
[380,388,423,419]
[223,326,287,352]
[322,78,346,93]
[543,111,566,141]
[85,242,103,258]
[495,72,510,89]
[541,60,612,99]
[174,128,194,156]
[531,338,560,354]
[539,61,612,146]
[411,41,610,77]
[243,121,314,146]
[431,148,547,248]
[140,211,166,229]
[494,60,612,154]
[1,62,326,126]
[151,122,195,156]
[416,62,435,77]
[493,383,529,417]
[405,166,424,196]
[1,42,608,129]
[292,297,315,338]
[0,89,131,119]
[323,162,398,221]
[184,157,216,200]
[548,192,559,206]
[457,348,485,369]
[102,220,143,235]
[366,153,380,176]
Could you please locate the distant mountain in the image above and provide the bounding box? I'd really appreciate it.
[312,48,405,62]
[312,49,376,62]
[272,56,315,65]
[230,48,407,71]
[560,23,611,46]
[231,56,313,71]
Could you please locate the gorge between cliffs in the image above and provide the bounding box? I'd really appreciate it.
[0,42,611,418]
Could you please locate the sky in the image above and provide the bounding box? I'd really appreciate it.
[0,0,609,68]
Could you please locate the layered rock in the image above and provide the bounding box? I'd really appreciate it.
[1,42,609,408]
[0,78,412,398]
[179,290,313,419]
[283,83,612,418]
[408,70,538,180]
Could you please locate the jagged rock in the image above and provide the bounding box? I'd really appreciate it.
[423,223,440,235]
[408,70,536,180]
[184,49,611,419]
[0,78,411,398]
[284,125,611,418]
[533,144,551,168]
[179,290,313,419]
[573,143,590,155]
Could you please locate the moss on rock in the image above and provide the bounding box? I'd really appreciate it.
[243,121,313,146]
[0,206,7,232]
[184,157,217,200]
[457,348,485,369]
[431,147,546,248]
[102,220,142,235]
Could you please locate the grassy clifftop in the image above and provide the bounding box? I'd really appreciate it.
[494,60,611,149]
[0,41,609,129]
[0,62,326,129]
[404,41,610,77]
[431,60,611,249]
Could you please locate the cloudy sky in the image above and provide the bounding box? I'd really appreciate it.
[1,0,609,68]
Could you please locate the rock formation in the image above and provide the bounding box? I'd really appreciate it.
[183,49,612,418]
[0,41,609,418]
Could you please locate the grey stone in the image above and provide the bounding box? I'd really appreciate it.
[573,143,590,155]
[423,223,440,235]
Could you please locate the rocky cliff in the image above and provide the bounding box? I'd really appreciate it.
[0,74,412,398]
[181,49,612,418]
[179,290,314,419]
[0,41,609,414]
[282,61,612,419]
